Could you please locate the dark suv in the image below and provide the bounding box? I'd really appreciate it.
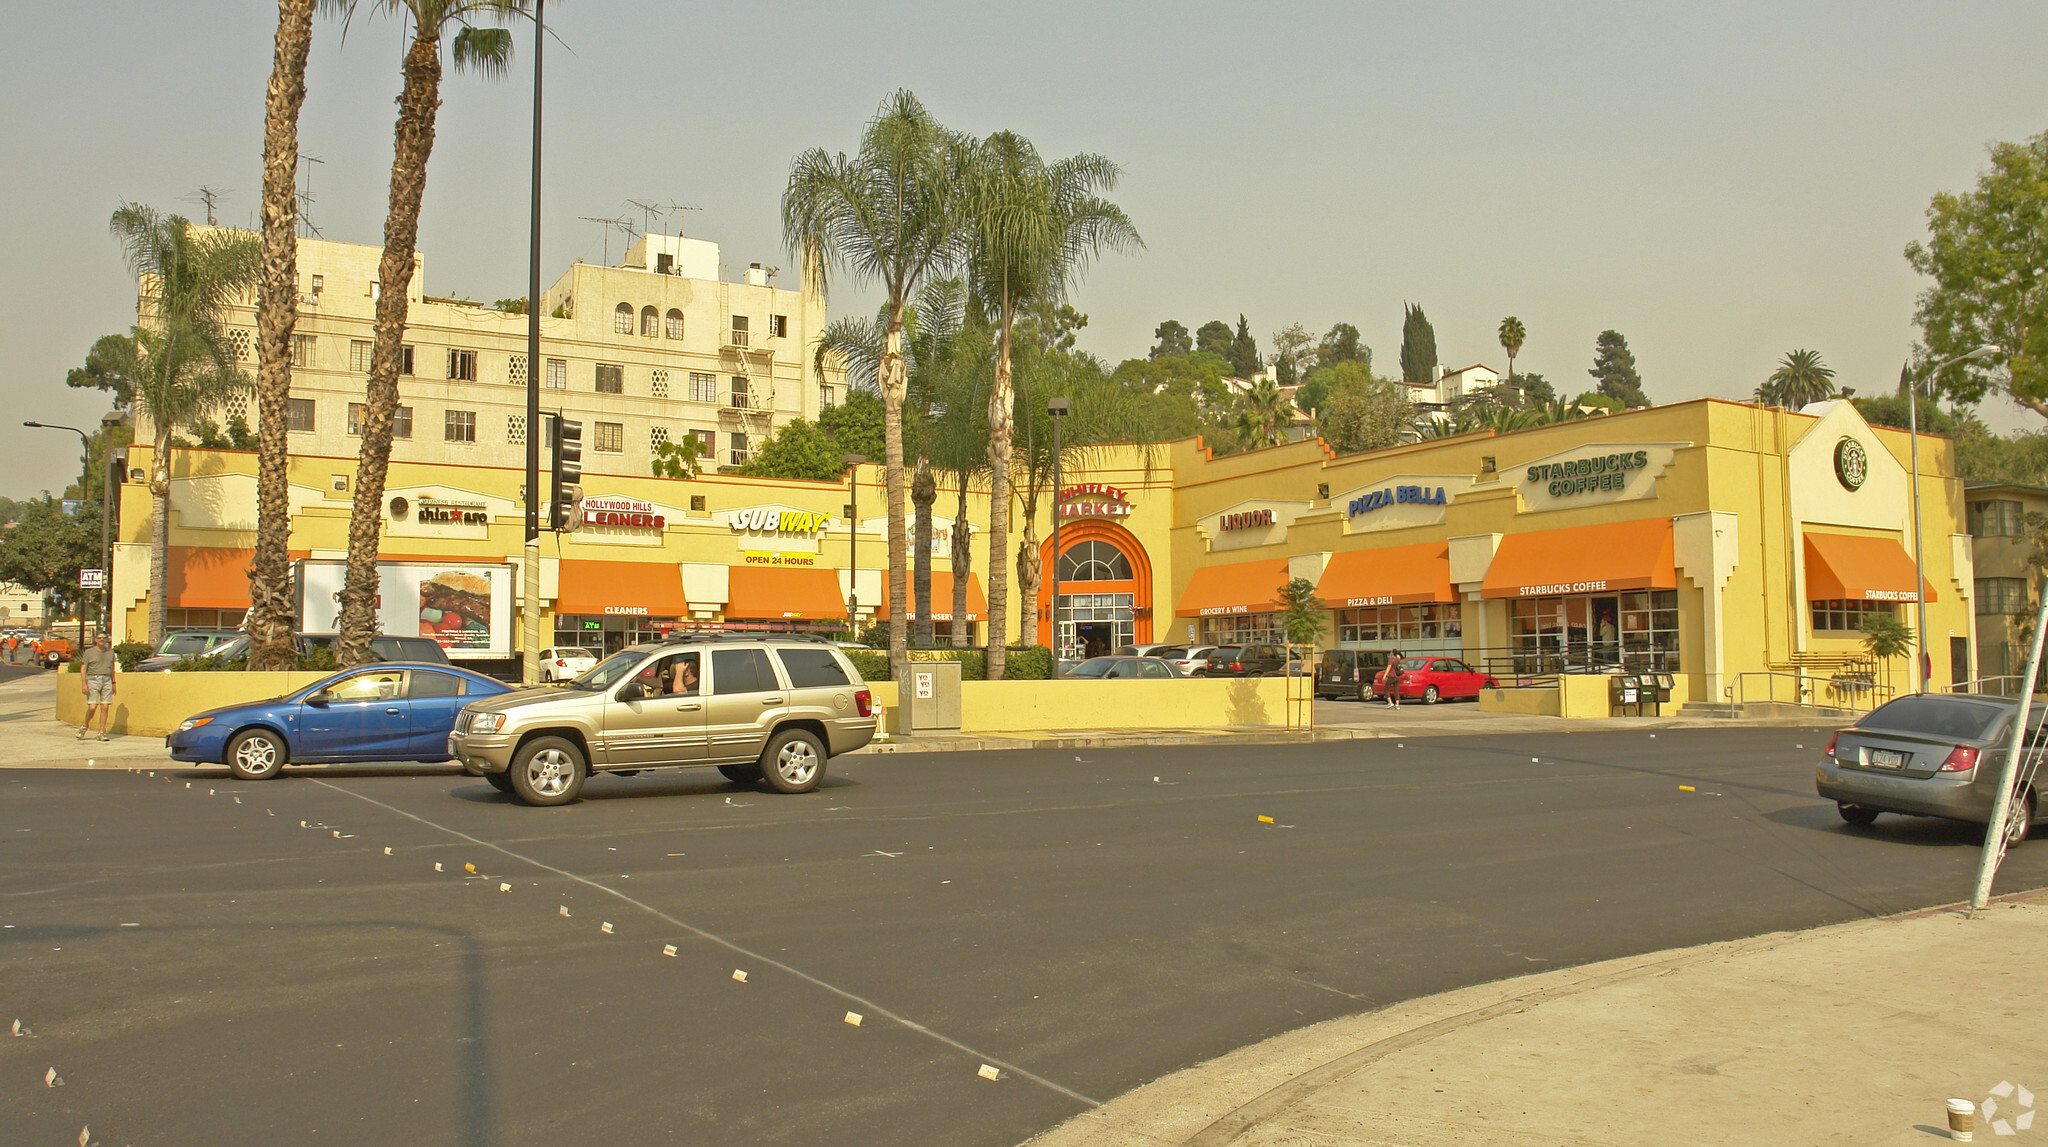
[1316,649,1395,700]
[1197,643,1288,677]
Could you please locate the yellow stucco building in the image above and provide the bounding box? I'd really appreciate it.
[113,394,1969,713]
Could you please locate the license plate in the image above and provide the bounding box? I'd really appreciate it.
[1864,748,1908,769]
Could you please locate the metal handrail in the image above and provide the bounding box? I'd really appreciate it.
[1724,669,1893,714]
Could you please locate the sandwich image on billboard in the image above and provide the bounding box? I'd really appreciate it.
[296,560,514,659]
[419,569,492,650]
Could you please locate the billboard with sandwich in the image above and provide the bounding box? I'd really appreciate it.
[296,560,514,660]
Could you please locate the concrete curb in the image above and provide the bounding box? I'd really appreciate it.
[846,716,1832,755]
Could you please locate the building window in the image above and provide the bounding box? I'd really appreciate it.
[400,344,414,376]
[689,371,717,403]
[819,384,835,410]
[310,274,324,298]
[1202,613,1287,646]
[1978,578,2028,616]
[649,425,670,451]
[445,409,477,443]
[689,429,714,457]
[447,349,477,381]
[507,414,526,445]
[665,309,684,339]
[1969,499,2025,538]
[651,369,670,399]
[290,334,316,365]
[614,302,634,335]
[729,431,748,466]
[348,403,412,438]
[349,339,372,373]
[287,397,316,433]
[225,328,253,362]
[594,421,624,453]
[731,315,750,346]
[729,376,749,408]
[639,305,658,337]
[1510,591,1679,672]
[508,354,526,388]
[1056,540,1132,582]
[1338,603,1464,645]
[1811,598,1895,633]
[690,494,707,512]
[771,314,788,339]
[595,363,624,394]
[545,357,566,389]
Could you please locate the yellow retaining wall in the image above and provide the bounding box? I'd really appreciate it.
[56,670,332,736]
[864,677,1288,734]
[1480,687,1561,716]
[1480,674,1693,719]
[1560,675,1612,719]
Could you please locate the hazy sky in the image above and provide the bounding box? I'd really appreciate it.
[3,2,2045,498]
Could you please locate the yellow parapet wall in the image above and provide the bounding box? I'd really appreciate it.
[864,676,1291,734]
[56,669,333,737]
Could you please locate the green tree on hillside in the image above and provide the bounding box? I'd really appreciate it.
[1400,303,1438,385]
[1228,315,1261,378]
[1498,316,1526,382]
[1756,348,1836,409]
[1194,319,1233,358]
[1151,319,1192,359]
[1320,322,1367,366]
[1588,329,1649,407]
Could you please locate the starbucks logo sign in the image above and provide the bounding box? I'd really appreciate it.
[1834,437,1868,491]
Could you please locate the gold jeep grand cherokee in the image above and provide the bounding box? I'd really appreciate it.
[448,635,876,805]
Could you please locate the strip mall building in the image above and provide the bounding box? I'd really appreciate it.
[114,396,1971,707]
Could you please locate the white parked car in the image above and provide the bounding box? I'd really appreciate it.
[540,646,599,682]
[1167,645,1222,676]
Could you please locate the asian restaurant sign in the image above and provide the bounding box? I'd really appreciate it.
[1511,442,1688,511]
[1058,483,1133,519]
[1334,474,1472,535]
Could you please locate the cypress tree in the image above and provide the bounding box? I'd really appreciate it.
[1399,303,1438,385]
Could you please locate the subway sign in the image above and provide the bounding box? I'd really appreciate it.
[726,507,833,535]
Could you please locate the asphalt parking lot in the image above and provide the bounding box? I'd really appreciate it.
[5,729,2043,1145]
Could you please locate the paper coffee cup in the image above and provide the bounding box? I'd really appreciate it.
[1948,1097,1976,1140]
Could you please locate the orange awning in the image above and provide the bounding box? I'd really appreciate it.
[1175,558,1290,617]
[725,565,846,620]
[1481,519,1675,599]
[555,560,689,617]
[1317,542,1452,607]
[1804,533,1937,603]
[168,547,254,609]
[877,572,987,622]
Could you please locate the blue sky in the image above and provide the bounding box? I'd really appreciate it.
[3,1,2045,496]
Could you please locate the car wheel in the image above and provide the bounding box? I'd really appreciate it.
[45,656,60,670]
[226,729,287,781]
[718,764,761,784]
[2004,790,2036,847]
[1423,685,1440,704]
[759,728,825,794]
[1836,803,1879,826]
[1358,681,1376,702]
[484,772,515,794]
[508,736,585,806]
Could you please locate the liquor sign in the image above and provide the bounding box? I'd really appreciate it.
[583,496,667,530]
[1220,509,1275,530]
[1058,483,1132,519]
[1198,499,1314,551]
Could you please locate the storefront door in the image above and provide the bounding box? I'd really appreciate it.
[1565,596,1622,667]
[1056,592,1134,660]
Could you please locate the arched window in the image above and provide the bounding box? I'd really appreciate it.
[1057,540,1132,581]
[664,308,685,339]
[640,305,658,337]
[613,302,633,335]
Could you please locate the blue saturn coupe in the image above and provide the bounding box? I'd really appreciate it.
[167,663,513,780]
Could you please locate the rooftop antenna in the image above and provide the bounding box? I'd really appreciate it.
[578,214,631,265]
[186,186,230,227]
[624,199,666,241]
[296,153,325,238]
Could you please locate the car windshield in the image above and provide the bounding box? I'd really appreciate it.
[567,650,648,691]
[1857,695,2008,741]
[1067,657,1115,678]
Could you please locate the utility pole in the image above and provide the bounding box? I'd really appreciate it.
[521,0,545,686]
[1973,575,2048,911]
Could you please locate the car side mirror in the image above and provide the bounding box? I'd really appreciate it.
[305,691,329,708]
[617,682,646,702]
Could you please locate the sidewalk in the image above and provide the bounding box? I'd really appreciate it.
[1026,890,2048,1146]
[0,675,165,765]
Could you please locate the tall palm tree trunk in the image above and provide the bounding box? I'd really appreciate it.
[339,28,442,667]
[880,308,910,678]
[912,459,936,648]
[248,0,314,672]
[1015,483,1042,648]
[984,314,1015,678]
[148,436,172,647]
[950,478,971,648]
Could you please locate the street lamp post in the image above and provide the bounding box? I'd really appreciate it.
[24,420,93,649]
[99,410,125,637]
[843,454,865,636]
[1907,344,2000,694]
[1047,398,1069,660]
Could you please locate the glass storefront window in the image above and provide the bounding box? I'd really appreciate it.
[1337,603,1461,645]
[1202,612,1287,646]
[1509,590,1679,673]
[1810,599,1895,633]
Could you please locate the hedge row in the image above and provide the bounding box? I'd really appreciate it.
[846,645,1054,682]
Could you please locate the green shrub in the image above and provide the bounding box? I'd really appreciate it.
[846,650,890,681]
[1002,645,1055,680]
[906,647,987,680]
[114,642,154,672]
[296,644,338,672]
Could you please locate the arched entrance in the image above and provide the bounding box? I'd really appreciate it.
[1036,520,1153,659]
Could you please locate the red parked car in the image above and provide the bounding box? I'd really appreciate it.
[1373,656,1497,703]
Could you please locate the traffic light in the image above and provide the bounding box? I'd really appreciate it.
[551,416,583,532]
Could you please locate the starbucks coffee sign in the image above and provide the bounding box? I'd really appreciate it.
[1833,437,1868,491]
[1512,442,1688,512]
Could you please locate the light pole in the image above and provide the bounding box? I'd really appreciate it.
[842,454,865,636]
[24,420,92,648]
[1907,344,2000,694]
[520,0,546,686]
[1047,397,1069,659]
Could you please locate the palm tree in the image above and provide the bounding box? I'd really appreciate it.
[107,204,259,645]
[336,0,525,667]
[785,91,971,678]
[1757,348,1836,410]
[248,0,322,671]
[1232,376,1295,449]
[1498,316,1526,385]
[964,131,1140,677]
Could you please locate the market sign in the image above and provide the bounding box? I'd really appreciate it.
[1334,474,1472,536]
[582,495,667,530]
[1058,482,1132,519]
[1510,442,1688,513]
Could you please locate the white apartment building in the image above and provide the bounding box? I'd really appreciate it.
[176,230,845,475]
[1405,362,1502,410]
